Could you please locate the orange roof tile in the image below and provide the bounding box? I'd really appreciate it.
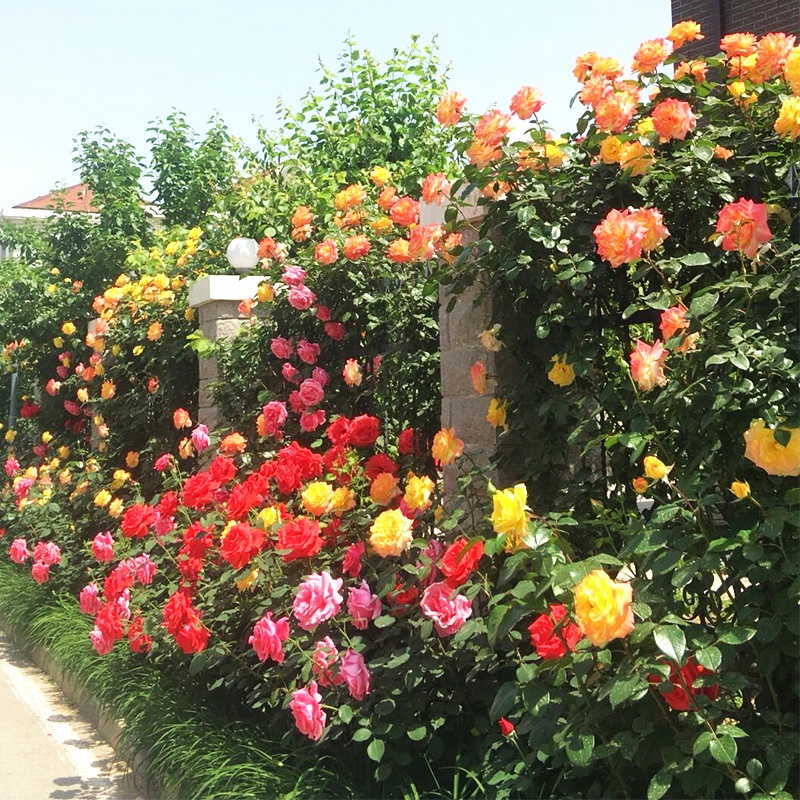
[14,184,98,213]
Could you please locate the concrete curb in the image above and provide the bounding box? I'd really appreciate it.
[0,613,168,799]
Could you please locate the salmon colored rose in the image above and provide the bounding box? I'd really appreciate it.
[573,569,634,646]
[630,339,667,391]
[343,234,371,261]
[594,208,648,267]
[436,90,467,126]
[716,198,772,259]
[510,85,544,119]
[743,419,800,476]
[651,98,696,141]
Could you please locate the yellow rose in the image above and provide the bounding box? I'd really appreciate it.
[774,96,800,141]
[486,398,508,429]
[184,307,196,322]
[41,431,53,444]
[4,430,15,443]
[125,451,139,469]
[478,325,503,352]
[491,483,530,551]
[301,481,335,516]
[369,508,414,557]
[108,498,124,518]
[636,117,655,136]
[53,337,64,348]
[258,506,281,529]
[643,456,672,481]
[257,282,275,303]
[369,166,391,186]
[573,570,634,646]
[599,135,622,164]
[165,241,179,255]
[77,388,89,403]
[236,568,259,592]
[784,46,800,95]
[403,473,435,512]
[100,380,116,400]
[94,489,112,507]
[58,446,70,459]
[61,321,76,335]
[548,355,575,387]
[46,284,57,295]
[730,480,751,500]
[132,345,144,356]
[187,226,203,240]
[743,419,800,476]
[632,477,649,494]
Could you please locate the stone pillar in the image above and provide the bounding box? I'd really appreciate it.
[187,275,265,431]
[422,190,496,508]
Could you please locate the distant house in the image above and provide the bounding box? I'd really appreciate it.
[0,183,162,261]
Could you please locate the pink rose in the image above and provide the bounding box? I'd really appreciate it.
[92,532,115,562]
[290,680,326,741]
[293,571,343,631]
[154,454,172,472]
[115,589,131,620]
[129,554,156,584]
[312,367,330,387]
[80,583,102,615]
[282,362,301,384]
[9,538,30,564]
[341,542,365,578]
[191,424,211,452]
[89,626,115,656]
[288,284,316,310]
[270,337,294,360]
[4,458,19,477]
[420,581,473,636]
[31,562,50,584]
[311,636,339,687]
[337,649,371,700]
[281,265,307,286]
[249,612,290,663]
[630,339,667,392]
[347,580,382,630]
[297,340,321,365]
[298,379,325,407]
[288,391,305,414]
[300,409,326,433]
[324,322,345,341]
[261,401,288,435]
[33,540,61,566]
[315,305,332,322]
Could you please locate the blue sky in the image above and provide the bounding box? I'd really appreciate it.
[0,0,671,209]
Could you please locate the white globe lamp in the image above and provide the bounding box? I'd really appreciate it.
[226,237,259,274]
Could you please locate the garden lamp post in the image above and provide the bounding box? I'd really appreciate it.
[225,237,259,274]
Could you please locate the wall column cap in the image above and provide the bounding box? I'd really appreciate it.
[188,274,264,308]
[421,186,487,228]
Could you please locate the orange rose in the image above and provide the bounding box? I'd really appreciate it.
[573,570,634,646]
[343,234,371,261]
[369,472,401,506]
[436,91,467,126]
[432,428,464,466]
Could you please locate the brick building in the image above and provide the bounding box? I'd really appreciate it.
[671,0,799,58]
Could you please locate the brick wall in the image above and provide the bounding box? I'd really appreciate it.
[672,0,798,59]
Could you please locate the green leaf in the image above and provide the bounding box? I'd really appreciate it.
[374,698,396,716]
[373,615,395,628]
[717,625,756,645]
[734,777,753,795]
[407,725,427,741]
[689,291,719,318]
[730,352,750,370]
[693,731,713,756]
[709,735,737,765]
[609,674,648,707]
[367,738,385,762]
[654,625,686,665]
[352,728,372,743]
[490,682,517,721]
[338,704,354,724]
[647,768,673,800]
[680,252,711,266]
[696,646,721,671]
[565,731,594,767]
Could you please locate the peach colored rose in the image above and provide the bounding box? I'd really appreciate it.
[629,207,670,253]
[369,472,401,506]
[743,420,800,476]
[421,172,450,206]
[716,198,772,258]
[667,21,704,49]
[652,99,697,142]
[630,339,667,391]
[432,427,464,465]
[314,239,338,265]
[436,91,467,126]
[573,570,634,646]
[631,38,673,74]
[593,208,648,267]
[510,85,544,120]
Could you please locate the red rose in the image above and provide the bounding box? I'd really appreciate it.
[498,717,515,737]
[527,604,583,660]
[397,427,423,457]
[649,657,719,710]
[441,538,485,586]
[207,456,237,484]
[120,503,157,539]
[364,453,398,481]
[348,415,380,448]
[274,462,303,495]
[127,617,152,654]
[162,591,193,634]
[181,473,217,510]
[324,322,346,341]
[386,577,419,615]
[103,562,134,601]
[220,522,265,570]
[326,416,353,446]
[277,518,325,562]
[174,612,210,654]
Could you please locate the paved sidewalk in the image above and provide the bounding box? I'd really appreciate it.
[0,631,142,800]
